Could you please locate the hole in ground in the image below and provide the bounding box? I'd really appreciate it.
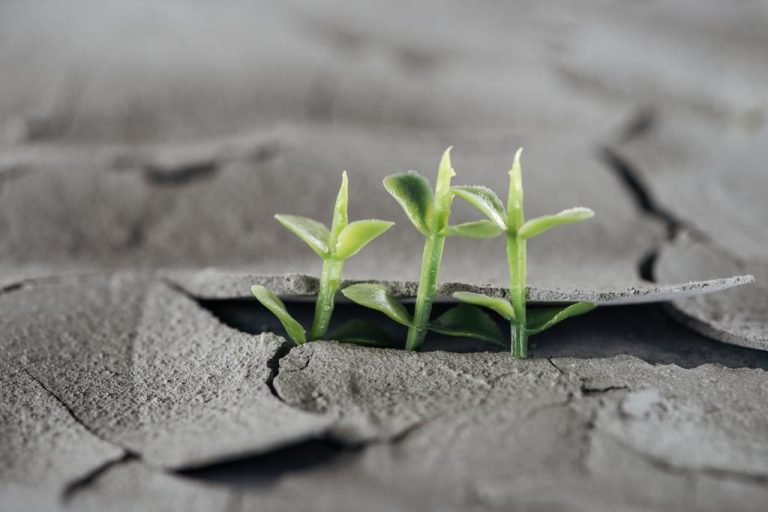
[200,299,768,370]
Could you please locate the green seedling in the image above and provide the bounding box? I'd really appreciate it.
[450,148,596,357]
[343,148,503,351]
[251,172,394,344]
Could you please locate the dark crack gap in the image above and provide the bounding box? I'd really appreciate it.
[112,138,281,187]
[163,278,301,404]
[22,367,131,453]
[638,250,657,282]
[600,145,684,240]
[197,298,768,369]
[0,282,24,294]
[264,338,294,402]
[143,160,219,186]
[63,453,137,503]
[178,436,359,489]
[580,384,630,396]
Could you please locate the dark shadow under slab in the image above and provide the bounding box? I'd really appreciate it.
[184,298,768,491]
[200,299,768,370]
[179,438,355,489]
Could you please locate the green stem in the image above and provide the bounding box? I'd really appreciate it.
[311,258,344,340]
[507,235,528,358]
[406,233,446,351]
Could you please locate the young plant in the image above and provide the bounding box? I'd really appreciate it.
[450,148,596,357]
[342,148,502,351]
[251,172,394,344]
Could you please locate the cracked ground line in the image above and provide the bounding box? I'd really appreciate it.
[568,380,768,487]
[599,113,755,269]
[21,367,130,456]
[594,424,768,486]
[596,110,759,302]
[112,135,283,186]
[20,366,138,502]
[62,454,137,503]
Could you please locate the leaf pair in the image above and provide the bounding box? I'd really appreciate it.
[383,148,500,240]
[341,284,507,347]
[251,285,395,347]
[452,291,595,335]
[252,172,394,345]
[452,185,593,238]
[275,173,394,260]
[451,151,594,237]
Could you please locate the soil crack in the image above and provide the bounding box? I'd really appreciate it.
[22,366,133,457]
[580,384,630,396]
[265,339,296,403]
[600,145,685,239]
[601,428,768,485]
[62,453,137,503]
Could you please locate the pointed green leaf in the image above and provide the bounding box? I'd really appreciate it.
[434,146,456,213]
[335,219,395,259]
[330,171,349,241]
[527,302,596,335]
[331,320,395,348]
[517,207,594,239]
[451,186,507,230]
[443,220,503,239]
[429,304,507,347]
[453,291,515,320]
[251,285,306,344]
[341,284,412,327]
[274,214,330,257]
[383,172,434,235]
[507,148,524,229]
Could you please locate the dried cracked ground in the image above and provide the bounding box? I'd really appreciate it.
[1,1,767,511]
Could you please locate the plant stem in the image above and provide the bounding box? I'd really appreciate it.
[406,233,446,351]
[311,258,344,340]
[507,234,528,358]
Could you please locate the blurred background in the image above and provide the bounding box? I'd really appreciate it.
[2,0,766,144]
[0,0,765,283]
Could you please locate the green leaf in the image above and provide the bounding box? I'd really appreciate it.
[517,207,594,239]
[434,146,456,213]
[330,171,349,241]
[453,291,515,320]
[507,148,524,229]
[429,304,507,347]
[451,186,507,230]
[383,172,434,235]
[335,219,395,259]
[341,283,412,327]
[275,214,329,257]
[331,320,395,347]
[443,220,503,239]
[527,302,596,335]
[251,285,306,344]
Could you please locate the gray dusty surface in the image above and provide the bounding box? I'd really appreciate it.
[0,361,124,512]
[266,344,768,511]
[62,342,768,512]
[1,0,767,511]
[656,234,768,351]
[0,128,750,304]
[615,115,768,262]
[0,274,331,470]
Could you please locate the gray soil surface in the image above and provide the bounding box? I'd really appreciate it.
[1,1,766,511]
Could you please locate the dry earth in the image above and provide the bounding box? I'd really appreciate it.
[1,1,767,511]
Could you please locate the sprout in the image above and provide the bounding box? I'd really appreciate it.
[343,148,501,351]
[450,149,596,357]
[252,172,394,344]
